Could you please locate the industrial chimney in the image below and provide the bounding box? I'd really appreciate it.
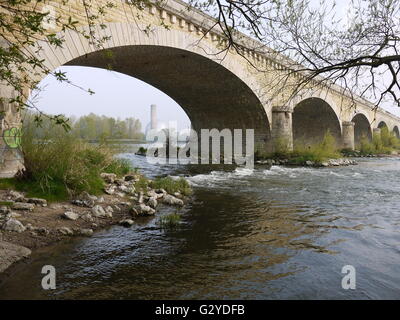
[150,104,157,130]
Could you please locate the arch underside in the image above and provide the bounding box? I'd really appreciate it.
[65,45,271,151]
[378,121,388,129]
[393,126,400,138]
[292,97,341,147]
[352,114,372,145]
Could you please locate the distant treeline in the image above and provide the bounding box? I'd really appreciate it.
[22,111,145,141]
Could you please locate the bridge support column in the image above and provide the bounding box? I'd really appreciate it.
[342,121,355,150]
[0,84,24,178]
[272,106,293,152]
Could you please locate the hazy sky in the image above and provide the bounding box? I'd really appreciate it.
[31,66,192,131]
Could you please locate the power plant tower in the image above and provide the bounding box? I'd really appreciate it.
[151,104,157,130]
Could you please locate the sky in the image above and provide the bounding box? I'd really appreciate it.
[30,66,192,131]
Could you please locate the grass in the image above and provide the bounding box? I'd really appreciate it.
[0,123,134,202]
[150,176,192,196]
[159,212,181,228]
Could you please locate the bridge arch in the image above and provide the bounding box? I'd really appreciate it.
[378,121,388,129]
[393,126,400,138]
[292,97,342,147]
[352,113,372,145]
[29,22,271,151]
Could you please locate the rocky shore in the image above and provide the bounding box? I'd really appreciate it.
[0,172,190,273]
[256,157,358,167]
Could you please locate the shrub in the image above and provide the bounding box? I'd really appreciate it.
[150,177,192,196]
[5,123,134,201]
[291,131,341,164]
[159,212,181,228]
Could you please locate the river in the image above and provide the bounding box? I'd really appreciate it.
[0,152,400,299]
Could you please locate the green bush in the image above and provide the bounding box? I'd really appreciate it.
[4,123,134,201]
[291,130,341,164]
[150,177,192,196]
[359,136,376,155]
[159,212,181,228]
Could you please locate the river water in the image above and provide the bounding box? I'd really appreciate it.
[1,153,400,299]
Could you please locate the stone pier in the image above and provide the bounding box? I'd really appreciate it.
[342,121,355,150]
[271,106,293,152]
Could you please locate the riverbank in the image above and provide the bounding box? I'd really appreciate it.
[0,172,191,273]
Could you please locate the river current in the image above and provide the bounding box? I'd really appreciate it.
[0,154,400,299]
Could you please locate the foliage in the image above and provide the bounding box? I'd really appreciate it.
[267,131,341,164]
[150,176,192,196]
[358,128,400,155]
[159,212,181,228]
[22,110,145,141]
[2,122,135,201]
[134,175,150,193]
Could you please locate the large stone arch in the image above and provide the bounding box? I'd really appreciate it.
[393,126,400,138]
[352,113,372,145]
[30,22,271,151]
[292,97,342,147]
[378,121,388,129]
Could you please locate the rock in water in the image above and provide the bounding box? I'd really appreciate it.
[0,241,31,273]
[163,195,184,206]
[62,211,79,221]
[79,229,94,237]
[119,219,134,227]
[147,197,158,209]
[135,204,156,216]
[3,219,26,233]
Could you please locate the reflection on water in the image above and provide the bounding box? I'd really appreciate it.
[1,151,400,299]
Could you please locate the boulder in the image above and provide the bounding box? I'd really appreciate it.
[135,204,155,216]
[7,190,25,202]
[118,185,129,193]
[0,241,31,273]
[3,219,26,233]
[0,206,10,215]
[91,205,112,218]
[72,192,98,208]
[163,195,184,206]
[104,185,116,195]
[305,160,314,166]
[100,173,117,183]
[79,229,94,237]
[62,211,79,221]
[81,213,94,222]
[58,227,74,236]
[119,219,134,227]
[147,197,158,209]
[7,212,21,219]
[12,202,35,211]
[155,188,167,195]
[27,198,47,206]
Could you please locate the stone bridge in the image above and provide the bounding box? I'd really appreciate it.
[1,0,400,176]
